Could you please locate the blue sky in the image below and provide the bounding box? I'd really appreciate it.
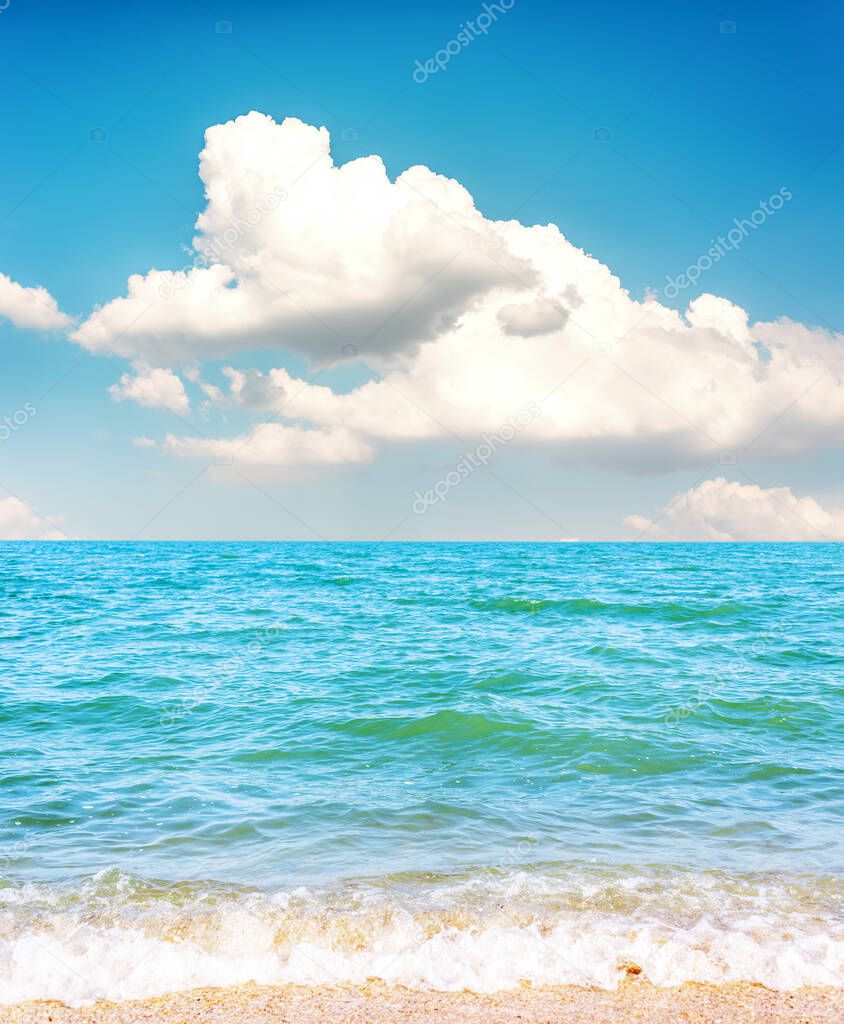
[1,0,842,540]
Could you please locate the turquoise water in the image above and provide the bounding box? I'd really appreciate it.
[1,542,842,1000]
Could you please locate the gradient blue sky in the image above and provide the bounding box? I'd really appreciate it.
[1,0,842,540]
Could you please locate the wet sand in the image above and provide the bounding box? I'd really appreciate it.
[0,980,841,1023]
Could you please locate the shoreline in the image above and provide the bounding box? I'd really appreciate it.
[1,980,842,1024]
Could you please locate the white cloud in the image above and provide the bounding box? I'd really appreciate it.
[624,476,844,541]
[163,423,373,468]
[0,272,70,331]
[497,292,574,337]
[187,289,844,469]
[72,112,530,363]
[0,497,65,540]
[209,367,288,411]
[109,367,190,416]
[69,113,844,471]
[132,436,157,448]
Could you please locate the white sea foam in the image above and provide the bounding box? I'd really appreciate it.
[1,866,842,1004]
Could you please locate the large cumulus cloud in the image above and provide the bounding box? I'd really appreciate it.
[72,112,531,363]
[65,112,843,472]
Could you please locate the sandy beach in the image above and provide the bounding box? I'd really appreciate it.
[0,980,841,1024]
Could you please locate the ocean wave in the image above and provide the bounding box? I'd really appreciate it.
[469,596,747,621]
[1,865,842,1004]
[331,708,535,742]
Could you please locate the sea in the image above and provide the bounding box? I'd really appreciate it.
[0,541,842,1003]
